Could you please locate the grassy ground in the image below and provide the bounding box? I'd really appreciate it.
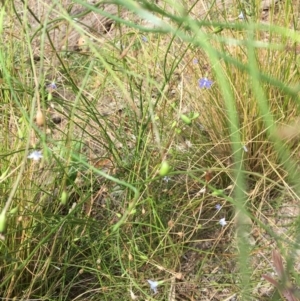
[1,0,300,300]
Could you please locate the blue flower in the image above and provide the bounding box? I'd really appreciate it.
[141,35,148,43]
[219,217,227,227]
[163,176,170,183]
[215,204,221,211]
[198,78,213,89]
[147,280,159,294]
[193,58,198,64]
[27,150,43,161]
[47,82,57,90]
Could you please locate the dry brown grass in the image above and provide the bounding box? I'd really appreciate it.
[13,1,120,58]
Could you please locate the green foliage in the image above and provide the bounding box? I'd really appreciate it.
[0,0,300,300]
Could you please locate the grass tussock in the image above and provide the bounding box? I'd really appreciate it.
[0,0,300,300]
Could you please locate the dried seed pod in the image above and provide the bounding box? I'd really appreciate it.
[36,110,45,126]
[75,37,88,51]
[205,170,212,183]
[52,116,62,124]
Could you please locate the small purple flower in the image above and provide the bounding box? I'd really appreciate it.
[47,82,57,90]
[47,81,57,93]
[215,204,221,211]
[141,35,148,43]
[198,78,213,89]
[193,58,198,64]
[27,150,43,161]
[147,280,158,294]
[238,12,244,20]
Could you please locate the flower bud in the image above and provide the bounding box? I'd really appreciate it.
[180,114,192,125]
[159,161,171,176]
[212,189,224,196]
[213,26,223,33]
[60,190,68,205]
[9,206,18,215]
[0,211,7,233]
